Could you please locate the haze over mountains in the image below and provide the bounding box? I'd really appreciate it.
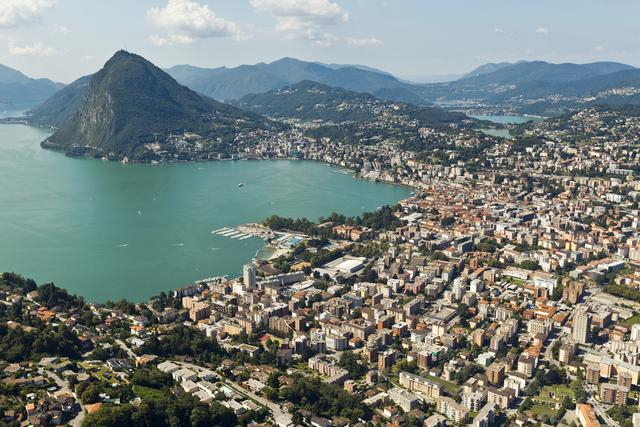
[8,55,640,126]
[165,58,423,105]
[0,65,63,109]
[416,61,640,115]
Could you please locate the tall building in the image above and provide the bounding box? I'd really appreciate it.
[486,363,505,386]
[243,263,256,288]
[573,310,591,344]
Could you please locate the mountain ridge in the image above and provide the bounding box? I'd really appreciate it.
[165,57,419,104]
[0,64,63,108]
[41,50,277,160]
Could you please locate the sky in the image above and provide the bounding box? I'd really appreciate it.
[0,0,639,84]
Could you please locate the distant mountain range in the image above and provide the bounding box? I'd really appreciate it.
[40,51,277,159]
[15,57,640,126]
[165,58,424,105]
[459,60,635,84]
[166,59,640,115]
[416,61,640,115]
[0,64,63,109]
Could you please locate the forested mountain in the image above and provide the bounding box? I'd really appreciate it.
[41,51,277,159]
[27,75,92,127]
[165,58,421,104]
[236,80,470,127]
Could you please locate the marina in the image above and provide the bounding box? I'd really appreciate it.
[211,225,273,242]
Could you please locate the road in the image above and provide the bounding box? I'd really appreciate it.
[115,339,137,359]
[175,361,292,427]
[542,333,560,366]
[40,368,86,427]
[588,397,618,427]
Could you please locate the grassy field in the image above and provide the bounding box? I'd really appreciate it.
[528,403,559,418]
[133,385,166,400]
[622,313,640,326]
[424,375,460,394]
[540,384,575,400]
[78,362,124,386]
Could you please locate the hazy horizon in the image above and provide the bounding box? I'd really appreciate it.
[1,0,639,84]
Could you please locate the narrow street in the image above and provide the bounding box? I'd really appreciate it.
[175,361,293,426]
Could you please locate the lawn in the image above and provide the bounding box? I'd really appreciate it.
[540,384,575,400]
[622,313,640,326]
[78,362,124,386]
[424,375,460,394]
[528,403,559,418]
[133,385,166,400]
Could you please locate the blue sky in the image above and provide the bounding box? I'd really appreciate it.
[1,0,639,83]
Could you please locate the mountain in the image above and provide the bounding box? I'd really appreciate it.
[166,58,640,116]
[165,58,423,104]
[458,61,635,85]
[0,64,63,109]
[27,75,91,127]
[236,80,470,128]
[461,62,514,79]
[415,60,640,115]
[321,62,394,77]
[41,51,277,159]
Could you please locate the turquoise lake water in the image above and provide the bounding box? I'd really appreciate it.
[0,124,411,301]
[474,114,545,138]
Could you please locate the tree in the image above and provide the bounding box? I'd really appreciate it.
[80,383,101,404]
[518,397,533,413]
[552,282,564,301]
[339,351,367,379]
[571,379,587,404]
[440,217,455,227]
[562,395,575,410]
[267,371,281,389]
[518,260,539,271]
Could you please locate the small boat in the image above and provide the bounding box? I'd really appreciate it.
[238,183,245,187]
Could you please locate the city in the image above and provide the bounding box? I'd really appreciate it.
[1,1,640,427]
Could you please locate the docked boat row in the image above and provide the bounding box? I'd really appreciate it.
[211,227,254,240]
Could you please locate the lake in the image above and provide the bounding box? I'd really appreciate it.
[0,124,411,302]
[473,114,545,138]
[471,115,545,124]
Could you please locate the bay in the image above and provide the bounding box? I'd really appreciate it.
[0,124,411,302]
[471,115,545,124]
[473,114,545,138]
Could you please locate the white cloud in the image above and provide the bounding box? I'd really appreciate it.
[0,0,56,28]
[148,0,241,46]
[307,31,338,47]
[251,0,348,44]
[493,27,504,34]
[52,24,71,34]
[535,27,549,34]
[251,0,348,30]
[149,34,196,47]
[9,41,57,56]
[593,45,606,52]
[346,37,382,47]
